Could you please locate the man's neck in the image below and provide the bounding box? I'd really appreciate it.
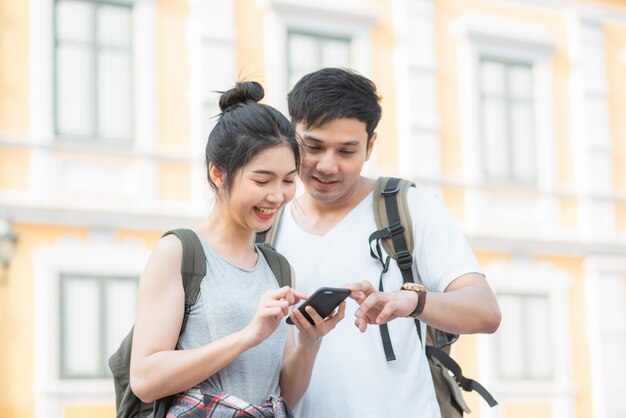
[292,177,374,236]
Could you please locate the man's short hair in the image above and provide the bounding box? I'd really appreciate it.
[287,68,382,139]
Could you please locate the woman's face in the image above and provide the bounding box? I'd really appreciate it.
[222,143,297,233]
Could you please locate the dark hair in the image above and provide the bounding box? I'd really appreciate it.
[206,81,299,192]
[287,67,382,139]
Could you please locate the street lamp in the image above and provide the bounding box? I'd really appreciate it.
[0,219,17,285]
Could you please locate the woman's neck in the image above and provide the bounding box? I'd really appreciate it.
[196,204,257,268]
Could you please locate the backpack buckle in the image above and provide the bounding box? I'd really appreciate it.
[381,184,400,195]
[380,222,404,239]
[396,250,413,270]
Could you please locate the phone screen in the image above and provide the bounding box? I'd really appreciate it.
[286,287,351,325]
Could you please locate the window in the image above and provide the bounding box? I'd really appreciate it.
[60,274,137,379]
[54,0,133,142]
[479,58,535,184]
[596,271,626,418]
[495,292,552,380]
[287,31,351,90]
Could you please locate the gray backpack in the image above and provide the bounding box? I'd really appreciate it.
[109,228,292,418]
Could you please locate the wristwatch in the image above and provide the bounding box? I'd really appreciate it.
[400,282,427,318]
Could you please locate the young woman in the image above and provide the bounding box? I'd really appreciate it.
[129,82,345,417]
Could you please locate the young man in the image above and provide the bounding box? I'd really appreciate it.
[273,68,501,417]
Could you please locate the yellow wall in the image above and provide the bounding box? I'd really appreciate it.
[158,161,192,202]
[0,227,161,418]
[0,0,29,136]
[117,229,163,249]
[0,148,29,189]
[502,402,553,418]
[0,224,88,418]
[370,0,398,173]
[534,255,592,418]
[64,404,115,418]
[475,251,513,266]
[552,43,574,192]
[235,0,266,83]
[157,0,189,151]
[580,0,626,8]
[435,0,462,182]
[560,198,579,229]
[435,0,573,216]
[606,22,626,231]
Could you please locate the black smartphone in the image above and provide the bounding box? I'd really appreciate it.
[286,287,351,325]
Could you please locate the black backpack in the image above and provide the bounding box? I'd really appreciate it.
[255,178,497,417]
[109,228,292,418]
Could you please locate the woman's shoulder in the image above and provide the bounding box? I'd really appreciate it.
[153,233,184,264]
[141,233,185,288]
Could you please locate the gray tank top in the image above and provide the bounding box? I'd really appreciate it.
[176,232,289,405]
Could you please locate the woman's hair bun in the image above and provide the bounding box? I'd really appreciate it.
[219,81,265,112]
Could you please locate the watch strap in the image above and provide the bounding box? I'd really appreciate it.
[409,290,426,318]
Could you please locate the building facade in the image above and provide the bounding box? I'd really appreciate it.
[0,1,625,418]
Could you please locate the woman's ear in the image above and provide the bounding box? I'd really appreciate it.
[208,162,225,189]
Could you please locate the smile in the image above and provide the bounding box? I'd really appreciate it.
[254,207,277,220]
[255,207,276,215]
[313,176,338,185]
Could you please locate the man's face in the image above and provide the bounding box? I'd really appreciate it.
[296,118,376,205]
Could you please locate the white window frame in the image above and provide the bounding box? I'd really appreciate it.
[29,0,157,161]
[478,56,536,185]
[494,291,552,381]
[477,259,573,418]
[455,13,559,239]
[59,273,138,380]
[262,0,377,114]
[568,16,616,240]
[28,0,165,214]
[285,30,352,91]
[53,0,135,144]
[33,233,149,418]
[584,256,626,418]
[393,0,441,183]
[457,13,556,190]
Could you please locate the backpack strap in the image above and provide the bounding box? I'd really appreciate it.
[257,243,292,288]
[369,177,420,362]
[162,228,206,331]
[370,177,416,283]
[372,177,415,268]
[426,345,498,407]
[254,208,285,247]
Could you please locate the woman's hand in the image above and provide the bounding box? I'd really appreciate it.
[289,301,346,348]
[243,286,306,347]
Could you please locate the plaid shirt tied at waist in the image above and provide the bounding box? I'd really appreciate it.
[166,381,293,418]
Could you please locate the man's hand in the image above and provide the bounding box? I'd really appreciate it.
[345,281,418,332]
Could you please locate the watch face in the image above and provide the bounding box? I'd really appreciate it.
[402,283,425,292]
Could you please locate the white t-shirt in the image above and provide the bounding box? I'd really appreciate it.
[274,186,483,418]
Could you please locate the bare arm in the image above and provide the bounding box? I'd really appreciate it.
[130,235,300,403]
[347,273,501,335]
